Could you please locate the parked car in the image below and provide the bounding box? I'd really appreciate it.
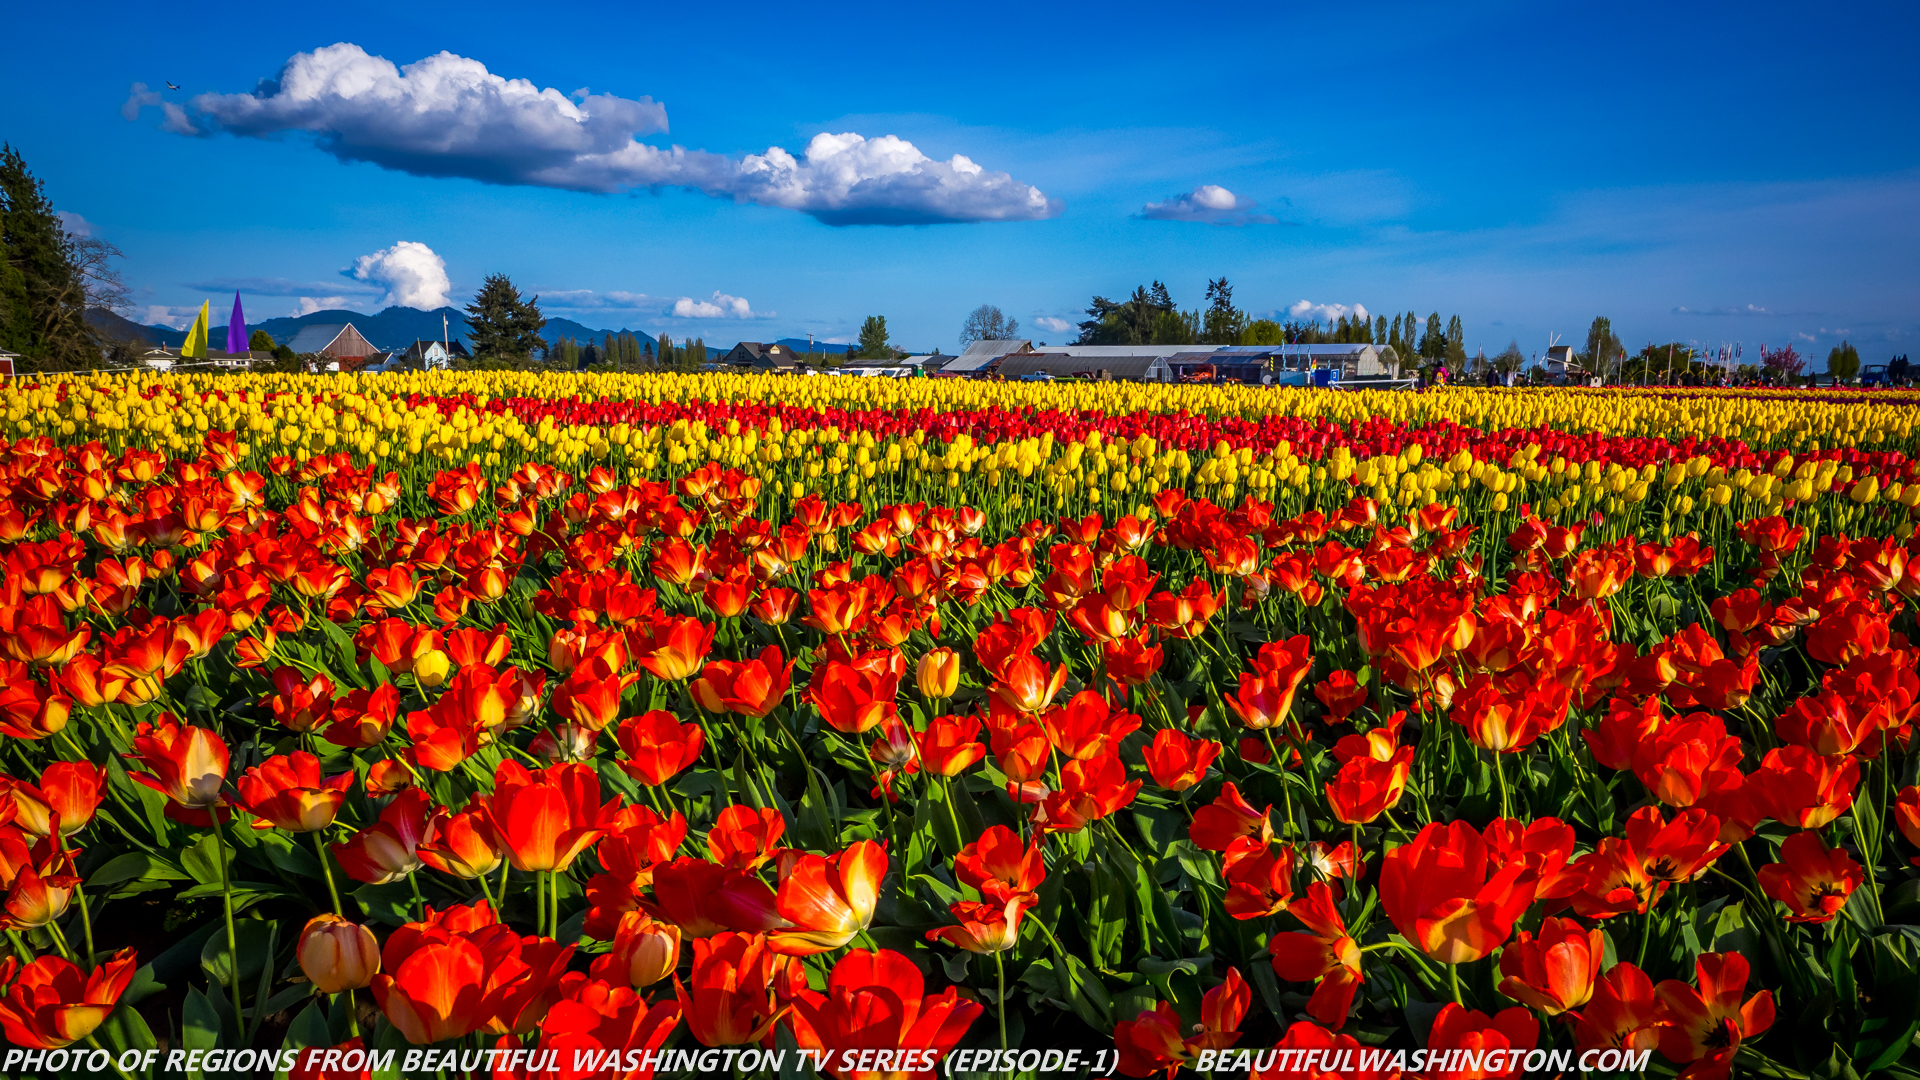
[1861,364,1889,387]
[1020,371,1055,382]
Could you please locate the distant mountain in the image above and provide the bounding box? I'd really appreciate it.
[776,338,849,355]
[106,303,839,358]
[85,308,166,345]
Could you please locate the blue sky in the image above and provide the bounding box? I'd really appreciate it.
[6,0,1917,359]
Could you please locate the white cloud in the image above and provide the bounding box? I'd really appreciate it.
[147,44,1057,226]
[1287,300,1370,324]
[1032,316,1073,334]
[1673,303,1781,316]
[141,305,198,329]
[293,297,354,316]
[1140,185,1275,225]
[121,83,197,134]
[671,291,766,319]
[350,241,452,309]
[56,211,95,237]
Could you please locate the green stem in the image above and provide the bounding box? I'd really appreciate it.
[313,831,345,915]
[72,880,96,962]
[1491,750,1511,820]
[1446,960,1463,1007]
[339,988,361,1038]
[994,949,1008,1052]
[208,810,246,1026]
[43,916,75,962]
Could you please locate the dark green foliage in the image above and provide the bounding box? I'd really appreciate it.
[0,144,100,370]
[462,274,547,364]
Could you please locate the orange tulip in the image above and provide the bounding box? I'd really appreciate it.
[235,751,355,832]
[767,840,887,956]
[614,709,706,787]
[0,947,137,1049]
[8,761,106,838]
[1269,882,1362,1028]
[297,914,380,993]
[1757,830,1864,923]
[124,713,229,825]
[589,911,681,989]
[482,761,615,873]
[416,796,504,880]
[1143,729,1219,792]
[1324,746,1414,825]
[1496,917,1603,1015]
[332,788,432,885]
[1380,820,1537,964]
[692,645,793,719]
[675,932,782,1046]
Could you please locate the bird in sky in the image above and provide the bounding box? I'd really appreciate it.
[165,82,179,90]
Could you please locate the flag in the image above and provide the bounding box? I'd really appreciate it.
[226,293,248,355]
[181,301,210,359]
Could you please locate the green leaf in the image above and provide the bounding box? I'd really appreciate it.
[181,833,230,886]
[353,880,419,927]
[1137,956,1199,977]
[312,616,362,681]
[183,985,226,1051]
[95,1003,159,1054]
[89,851,189,889]
[202,918,277,991]
[282,999,331,1052]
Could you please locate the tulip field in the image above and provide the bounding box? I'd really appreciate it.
[5,370,1920,1080]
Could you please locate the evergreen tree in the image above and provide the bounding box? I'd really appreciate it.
[0,145,99,371]
[1418,313,1446,360]
[463,274,547,364]
[1374,315,1388,346]
[658,333,674,367]
[856,316,891,359]
[692,338,707,365]
[248,330,277,351]
[1200,278,1248,345]
[1827,341,1861,383]
[1445,315,1466,366]
[1582,316,1621,376]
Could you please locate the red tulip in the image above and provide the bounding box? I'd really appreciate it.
[588,911,681,989]
[1495,917,1602,1015]
[1568,962,1663,1055]
[0,827,79,929]
[1222,839,1295,920]
[614,709,705,786]
[784,948,985,1077]
[0,947,137,1048]
[676,931,782,1047]
[415,796,505,880]
[1756,830,1863,923]
[8,761,106,837]
[1312,670,1368,721]
[644,858,783,938]
[692,645,793,719]
[1041,689,1141,761]
[369,932,489,1044]
[1653,953,1774,1080]
[1423,1003,1538,1080]
[768,840,887,956]
[1380,820,1537,964]
[953,825,1044,904]
[322,683,400,749]
[1269,882,1362,1028]
[235,751,355,832]
[1113,968,1248,1077]
[1189,782,1273,852]
[808,655,900,735]
[547,658,636,732]
[124,713,229,825]
[1036,752,1140,832]
[1324,746,1413,825]
[918,713,986,777]
[924,896,1030,954]
[1143,729,1219,792]
[706,805,786,872]
[332,788,432,885]
[483,761,615,873]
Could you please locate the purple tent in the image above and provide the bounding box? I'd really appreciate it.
[226,293,248,355]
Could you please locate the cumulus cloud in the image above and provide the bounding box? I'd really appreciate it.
[1287,300,1370,324]
[671,292,766,319]
[1140,185,1275,225]
[350,241,452,309]
[1031,316,1074,334]
[132,44,1056,226]
[56,211,95,237]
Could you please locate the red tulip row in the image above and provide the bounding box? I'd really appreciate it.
[0,413,1915,1080]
